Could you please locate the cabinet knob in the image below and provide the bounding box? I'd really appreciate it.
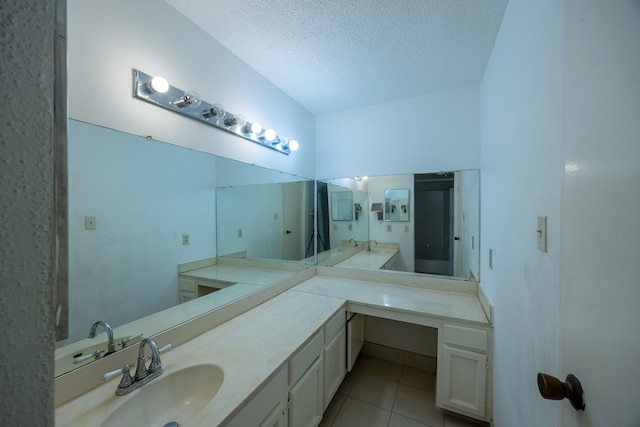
[537,372,585,410]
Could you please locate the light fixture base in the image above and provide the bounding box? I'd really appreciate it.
[132,69,293,155]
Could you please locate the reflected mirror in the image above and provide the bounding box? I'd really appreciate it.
[217,180,315,263]
[57,119,313,376]
[385,189,410,222]
[331,191,354,221]
[317,179,370,264]
[319,171,480,280]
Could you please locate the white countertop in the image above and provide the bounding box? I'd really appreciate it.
[56,268,490,425]
[55,290,345,426]
[293,274,488,325]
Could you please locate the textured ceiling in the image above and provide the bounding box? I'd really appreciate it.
[165,0,508,114]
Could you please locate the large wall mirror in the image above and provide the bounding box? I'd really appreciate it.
[57,119,313,376]
[318,171,480,280]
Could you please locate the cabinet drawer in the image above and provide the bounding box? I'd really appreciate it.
[289,331,322,386]
[443,324,487,352]
[324,309,345,343]
[179,278,196,293]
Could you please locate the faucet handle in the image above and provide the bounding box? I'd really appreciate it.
[73,349,104,364]
[116,364,134,390]
[118,332,143,348]
[102,363,134,382]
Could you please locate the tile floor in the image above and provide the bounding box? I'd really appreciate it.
[319,354,485,427]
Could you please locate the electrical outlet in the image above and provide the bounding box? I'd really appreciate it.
[237,229,242,238]
[387,224,392,232]
[85,216,96,230]
[404,225,410,232]
[348,224,352,231]
[182,234,190,245]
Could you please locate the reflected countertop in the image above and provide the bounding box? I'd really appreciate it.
[333,247,399,270]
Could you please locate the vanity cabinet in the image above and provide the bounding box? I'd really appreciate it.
[380,251,400,271]
[288,331,324,427]
[436,323,490,421]
[322,309,346,410]
[178,277,236,302]
[178,278,196,303]
[223,365,288,427]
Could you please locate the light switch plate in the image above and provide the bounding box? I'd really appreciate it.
[182,233,190,245]
[537,216,547,252]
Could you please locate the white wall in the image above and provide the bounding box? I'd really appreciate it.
[0,1,55,424]
[316,85,480,179]
[67,120,218,342]
[68,0,315,179]
[480,0,564,425]
[560,1,640,425]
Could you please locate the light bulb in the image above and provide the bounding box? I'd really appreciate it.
[185,91,201,108]
[147,76,169,93]
[289,140,299,151]
[224,114,246,128]
[243,122,262,134]
[250,122,263,134]
[172,91,201,108]
[203,103,225,119]
[264,128,277,142]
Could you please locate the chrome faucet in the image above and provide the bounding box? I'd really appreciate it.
[134,337,163,381]
[101,337,172,396]
[88,321,116,354]
[348,238,358,247]
[366,240,378,252]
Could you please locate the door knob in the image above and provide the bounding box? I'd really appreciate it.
[537,372,585,410]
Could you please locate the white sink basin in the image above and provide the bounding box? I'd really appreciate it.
[101,364,224,427]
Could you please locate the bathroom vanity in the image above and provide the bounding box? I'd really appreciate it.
[55,267,492,426]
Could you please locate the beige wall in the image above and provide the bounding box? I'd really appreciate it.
[0,1,57,424]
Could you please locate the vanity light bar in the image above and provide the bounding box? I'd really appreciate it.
[132,69,298,155]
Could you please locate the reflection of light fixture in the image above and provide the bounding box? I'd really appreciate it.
[148,76,169,93]
[133,69,300,155]
[264,128,277,142]
[224,114,245,128]
[202,103,225,120]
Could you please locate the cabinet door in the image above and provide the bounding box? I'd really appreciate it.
[323,326,346,410]
[261,402,287,427]
[439,344,487,418]
[224,367,287,427]
[289,356,323,427]
[179,291,196,304]
[346,314,364,371]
